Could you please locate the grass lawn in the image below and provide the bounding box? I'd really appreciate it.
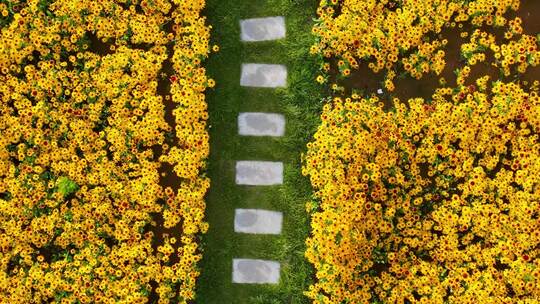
[196,0,322,303]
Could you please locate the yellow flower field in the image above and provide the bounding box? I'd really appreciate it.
[310,0,534,91]
[0,0,212,303]
[304,80,540,303]
[1,0,539,302]
[304,0,539,303]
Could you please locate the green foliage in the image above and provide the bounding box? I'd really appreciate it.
[57,176,79,197]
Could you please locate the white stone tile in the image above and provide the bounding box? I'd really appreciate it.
[238,112,285,137]
[240,64,287,88]
[232,259,280,284]
[234,209,283,234]
[235,161,283,186]
[240,16,286,42]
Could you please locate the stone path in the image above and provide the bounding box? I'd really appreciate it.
[232,259,281,284]
[234,209,283,234]
[240,16,286,42]
[233,15,287,288]
[238,112,285,137]
[240,63,287,88]
[235,161,283,186]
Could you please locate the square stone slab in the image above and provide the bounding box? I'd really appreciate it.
[234,209,283,234]
[232,259,281,284]
[240,16,286,42]
[240,64,287,88]
[235,161,283,186]
[238,112,285,137]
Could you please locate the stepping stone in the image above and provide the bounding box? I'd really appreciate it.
[234,209,283,234]
[232,259,281,284]
[240,64,287,88]
[238,112,285,137]
[235,161,283,186]
[240,16,286,42]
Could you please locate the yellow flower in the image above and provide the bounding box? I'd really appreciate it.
[305,3,540,299]
[0,1,213,302]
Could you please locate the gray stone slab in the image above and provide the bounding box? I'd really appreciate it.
[235,161,283,186]
[232,259,281,284]
[238,112,285,137]
[240,16,286,42]
[240,64,287,88]
[234,209,283,234]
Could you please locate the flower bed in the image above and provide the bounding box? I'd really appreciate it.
[304,80,540,302]
[304,0,539,302]
[0,0,213,303]
[311,0,526,90]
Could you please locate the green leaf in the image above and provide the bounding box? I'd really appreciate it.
[64,210,73,222]
[57,176,79,197]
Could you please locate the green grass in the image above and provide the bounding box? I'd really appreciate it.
[196,0,322,303]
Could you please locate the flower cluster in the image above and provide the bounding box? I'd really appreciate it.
[311,0,520,90]
[303,80,540,303]
[305,1,539,303]
[461,22,539,76]
[0,0,213,303]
